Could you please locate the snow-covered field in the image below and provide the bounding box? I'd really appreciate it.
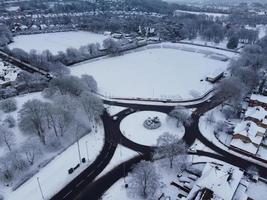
[71,45,229,100]
[9,31,108,54]
[174,9,229,18]
[120,111,185,146]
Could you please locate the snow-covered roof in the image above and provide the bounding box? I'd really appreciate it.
[233,120,265,145]
[245,106,267,125]
[188,163,243,200]
[230,138,258,155]
[250,94,267,104]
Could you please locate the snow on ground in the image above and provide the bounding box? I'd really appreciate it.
[102,158,199,200]
[71,44,229,100]
[247,180,267,200]
[0,92,105,200]
[96,145,138,180]
[257,147,267,161]
[120,111,185,146]
[105,105,127,116]
[0,60,20,84]
[5,124,104,200]
[9,31,108,54]
[190,139,218,154]
[103,153,233,200]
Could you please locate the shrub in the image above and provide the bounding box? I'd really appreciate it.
[4,116,16,128]
[0,99,17,113]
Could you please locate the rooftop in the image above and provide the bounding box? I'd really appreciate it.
[187,163,244,200]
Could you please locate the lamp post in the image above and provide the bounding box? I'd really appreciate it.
[85,141,89,162]
[75,125,82,164]
[37,177,45,200]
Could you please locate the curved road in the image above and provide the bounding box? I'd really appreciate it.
[52,94,267,200]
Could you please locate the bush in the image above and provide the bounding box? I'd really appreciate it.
[143,117,161,130]
[4,115,16,128]
[0,98,17,113]
[227,37,239,49]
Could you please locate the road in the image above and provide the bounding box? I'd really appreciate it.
[51,111,118,200]
[76,96,267,200]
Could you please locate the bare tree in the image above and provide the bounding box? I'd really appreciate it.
[155,132,187,169]
[0,157,13,183]
[43,103,73,137]
[18,99,46,144]
[128,161,160,199]
[0,125,16,151]
[79,92,104,123]
[21,138,42,165]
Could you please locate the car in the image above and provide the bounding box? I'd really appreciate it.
[188,147,197,153]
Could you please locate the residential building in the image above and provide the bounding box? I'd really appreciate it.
[230,121,266,155]
[249,94,267,110]
[244,106,267,128]
[187,163,244,200]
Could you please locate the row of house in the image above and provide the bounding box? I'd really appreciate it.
[230,94,267,157]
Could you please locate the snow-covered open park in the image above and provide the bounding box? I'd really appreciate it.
[120,111,185,146]
[9,31,108,54]
[71,44,230,100]
[0,92,105,200]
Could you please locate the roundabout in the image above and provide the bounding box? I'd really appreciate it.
[119,111,185,146]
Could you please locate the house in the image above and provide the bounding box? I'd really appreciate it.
[249,94,267,110]
[230,121,265,155]
[187,163,244,200]
[244,106,267,128]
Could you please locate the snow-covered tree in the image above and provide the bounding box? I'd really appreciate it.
[103,38,121,55]
[78,92,104,123]
[18,100,46,144]
[0,98,17,113]
[128,161,160,199]
[155,132,187,169]
[43,102,73,137]
[169,106,192,127]
[81,74,98,93]
[47,76,86,96]
[206,111,215,125]
[21,138,42,165]
[216,76,247,105]
[4,115,16,128]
